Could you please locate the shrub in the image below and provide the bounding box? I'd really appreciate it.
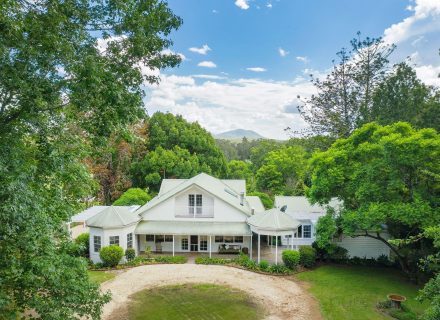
[75,233,90,257]
[299,246,317,268]
[144,246,152,258]
[235,252,251,267]
[99,245,124,267]
[268,264,291,274]
[126,256,146,266]
[259,260,269,271]
[243,259,258,270]
[328,245,349,262]
[125,248,136,261]
[154,255,187,264]
[377,254,393,267]
[92,262,105,269]
[282,250,300,270]
[195,257,231,265]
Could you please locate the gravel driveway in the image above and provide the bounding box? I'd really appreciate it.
[101,264,321,320]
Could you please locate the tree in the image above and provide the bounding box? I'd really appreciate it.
[227,160,254,191]
[88,120,149,204]
[113,188,151,206]
[215,139,239,161]
[247,191,273,209]
[249,140,282,170]
[256,146,307,195]
[132,146,210,191]
[370,62,440,131]
[147,112,227,177]
[308,122,440,277]
[298,33,395,138]
[256,164,284,195]
[0,0,182,318]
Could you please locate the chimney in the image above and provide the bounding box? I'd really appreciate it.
[240,192,245,206]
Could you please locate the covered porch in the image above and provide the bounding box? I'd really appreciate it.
[134,220,253,258]
[247,208,301,264]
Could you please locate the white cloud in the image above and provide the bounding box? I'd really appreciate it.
[380,0,440,88]
[192,74,227,80]
[161,49,186,61]
[246,67,267,72]
[198,61,217,68]
[212,9,218,14]
[279,47,289,57]
[189,44,211,55]
[383,0,440,45]
[267,3,273,8]
[235,0,250,10]
[145,73,316,140]
[415,64,440,86]
[296,56,309,63]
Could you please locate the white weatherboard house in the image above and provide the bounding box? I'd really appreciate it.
[275,196,391,259]
[87,173,390,264]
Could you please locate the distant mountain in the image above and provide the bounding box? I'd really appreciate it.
[214,129,265,141]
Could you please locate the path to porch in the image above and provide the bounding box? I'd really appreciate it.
[101,264,322,320]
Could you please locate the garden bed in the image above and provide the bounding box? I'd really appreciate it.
[195,255,296,275]
[89,255,187,271]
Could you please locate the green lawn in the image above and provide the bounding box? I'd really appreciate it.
[127,283,264,320]
[87,270,115,284]
[295,265,428,320]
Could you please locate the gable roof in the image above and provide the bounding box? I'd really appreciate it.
[274,196,341,220]
[86,206,141,228]
[71,206,108,223]
[72,205,140,223]
[136,173,252,217]
[247,208,300,231]
[158,177,246,196]
[245,196,265,213]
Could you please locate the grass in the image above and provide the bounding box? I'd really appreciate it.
[127,283,264,320]
[87,270,115,284]
[295,265,428,320]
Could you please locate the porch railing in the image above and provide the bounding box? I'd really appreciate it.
[175,205,214,218]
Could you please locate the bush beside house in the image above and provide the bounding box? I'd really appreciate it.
[75,232,90,258]
[299,246,317,268]
[282,250,301,270]
[125,248,136,261]
[100,245,124,267]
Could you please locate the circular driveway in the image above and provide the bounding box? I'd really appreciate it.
[101,264,321,320]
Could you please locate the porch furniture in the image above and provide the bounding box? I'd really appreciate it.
[218,244,241,254]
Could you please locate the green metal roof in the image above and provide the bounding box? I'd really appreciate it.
[86,206,140,228]
[135,221,251,236]
[247,208,300,231]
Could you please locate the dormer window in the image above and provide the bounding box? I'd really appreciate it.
[188,194,203,214]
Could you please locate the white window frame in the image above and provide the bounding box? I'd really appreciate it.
[109,235,119,246]
[303,225,312,238]
[199,236,208,251]
[127,233,133,248]
[181,236,189,250]
[93,236,101,252]
[188,194,203,215]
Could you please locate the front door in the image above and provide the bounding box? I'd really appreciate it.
[190,235,198,251]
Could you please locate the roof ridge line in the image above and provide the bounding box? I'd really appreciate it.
[112,206,126,226]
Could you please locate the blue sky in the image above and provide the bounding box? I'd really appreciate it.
[144,0,440,139]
